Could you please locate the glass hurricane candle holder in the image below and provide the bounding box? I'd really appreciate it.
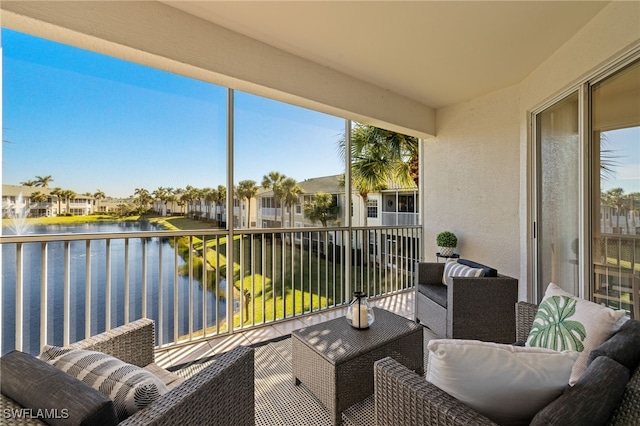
[346,291,374,329]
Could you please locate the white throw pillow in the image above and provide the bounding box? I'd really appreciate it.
[525,282,626,384]
[39,345,169,421]
[441,259,484,286]
[426,339,579,426]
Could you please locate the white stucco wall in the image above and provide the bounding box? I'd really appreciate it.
[423,85,521,280]
[425,1,640,301]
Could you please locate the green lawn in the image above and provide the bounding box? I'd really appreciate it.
[2,214,141,228]
[145,217,348,327]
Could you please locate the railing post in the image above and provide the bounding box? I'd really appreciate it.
[40,242,48,349]
[15,243,23,352]
[85,240,91,338]
[63,241,71,347]
[226,88,235,333]
[344,120,352,304]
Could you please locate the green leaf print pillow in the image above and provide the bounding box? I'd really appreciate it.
[526,283,626,385]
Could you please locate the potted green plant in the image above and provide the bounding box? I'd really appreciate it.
[436,231,458,257]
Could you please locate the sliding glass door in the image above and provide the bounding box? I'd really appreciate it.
[533,58,639,319]
[534,93,581,299]
[591,60,640,318]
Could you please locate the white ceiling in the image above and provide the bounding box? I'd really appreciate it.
[162,1,609,109]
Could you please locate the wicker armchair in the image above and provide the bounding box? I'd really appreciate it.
[375,302,640,426]
[414,261,518,343]
[0,319,255,426]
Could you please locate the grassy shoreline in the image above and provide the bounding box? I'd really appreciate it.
[2,214,142,228]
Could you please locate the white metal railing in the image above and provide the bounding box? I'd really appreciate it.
[592,233,640,319]
[1,225,421,355]
[381,211,419,226]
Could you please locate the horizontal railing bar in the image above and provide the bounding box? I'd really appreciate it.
[0,224,421,244]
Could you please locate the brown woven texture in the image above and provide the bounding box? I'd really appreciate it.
[609,365,640,426]
[515,301,537,341]
[374,357,497,426]
[69,318,156,367]
[378,301,640,426]
[121,345,254,426]
[415,262,519,343]
[292,307,423,425]
[1,319,255,426]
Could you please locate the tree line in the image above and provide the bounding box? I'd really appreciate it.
[601,187,640,234]
[16,124,420,224]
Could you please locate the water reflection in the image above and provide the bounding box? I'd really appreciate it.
[2,222,226,355]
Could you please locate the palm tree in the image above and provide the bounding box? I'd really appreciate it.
[261,171,287,227]
[281,177,303,227]
[50,187,63,215]
[35,175,54,188]
[338,123,418,226]
[213,185,227,227]
[30,191,47,203]
[29,191,48,216]
[235,180,258,229]
[303,192,339,226]
[20,179,37,186]
[164,187,175,215]
[181,186,197,217]
[627,192,640,232]
[203,187,216,220]
[93,189,106,214]
[152,187,168,215]
[134,188,152,213]
[179,185,197,216]
[173,188,185,214]
[602,187,626,233]
[165,193,177,215]
[62,189,77,214]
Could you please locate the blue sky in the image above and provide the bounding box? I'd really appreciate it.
[601,127,640,194]
[2,29,345,198]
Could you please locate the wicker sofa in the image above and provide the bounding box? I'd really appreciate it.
[375,302,640,426]
[414,260,518,343]
[0,318,255,425]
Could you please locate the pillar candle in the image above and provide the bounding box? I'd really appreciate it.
[353,304,369,328]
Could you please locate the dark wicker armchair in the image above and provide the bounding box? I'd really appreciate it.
[375,302,640,426]
[414,261,518,343]
[0,319,255,426]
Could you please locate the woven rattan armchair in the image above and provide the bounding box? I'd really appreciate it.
[414,261,518,343]
[375,302,640,426]
[0,319,255,426]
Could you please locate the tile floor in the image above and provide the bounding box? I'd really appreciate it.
[155,289,415,369]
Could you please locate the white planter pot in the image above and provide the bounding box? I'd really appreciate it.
[439,247,455,257]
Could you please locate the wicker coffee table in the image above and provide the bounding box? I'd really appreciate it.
[292,307,423,425]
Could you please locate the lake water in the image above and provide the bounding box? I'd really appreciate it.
[2,222,226,355]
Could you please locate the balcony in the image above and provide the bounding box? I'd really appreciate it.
[1,225,421,357]
[1,225,422,424]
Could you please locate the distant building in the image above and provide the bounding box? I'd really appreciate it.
[254,174,420,268]
[2,184,94,217]
[1,184,133,217]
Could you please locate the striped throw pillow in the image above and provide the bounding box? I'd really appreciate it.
[39,346,168,421]
[442,259,485,286]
